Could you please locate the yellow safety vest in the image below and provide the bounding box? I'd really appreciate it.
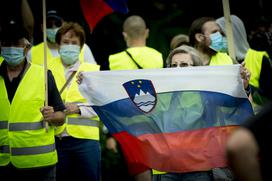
[210,52,234,66]
[30,42,86,65]
[244,48,269,89]
[0,56,3,64]
[48,57,100,140]
[0,63,57,168]
[109,47,163,70]
[152,170,167,175]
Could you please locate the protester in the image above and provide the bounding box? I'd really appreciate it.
[153,44,253,180]
[248,18,272,58]
[79,48,252,181]
[189,16,234,66]
[0,0,34,63]
[152,45,214,181]
[48,21,101,181]
[0,20,65,181]
[109,15,163,70]
[226,103,272,181]
[189,16,251,96]
[28,10,97,65]
[166,45,203,67]
[216,15,272,113]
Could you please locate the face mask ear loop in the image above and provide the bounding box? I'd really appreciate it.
[22,38,31,56]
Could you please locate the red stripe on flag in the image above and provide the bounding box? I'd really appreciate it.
[80,0,113,32]
[113,126,238,175]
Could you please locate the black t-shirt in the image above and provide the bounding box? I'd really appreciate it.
[0,60,65,112]
[243,104,272,181]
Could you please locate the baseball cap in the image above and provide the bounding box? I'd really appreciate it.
[46,10,63,28]
[47,10,62,21]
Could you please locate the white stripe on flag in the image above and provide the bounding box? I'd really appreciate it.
[79,65,247,106]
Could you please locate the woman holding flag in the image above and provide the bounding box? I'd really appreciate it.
[48,21,101,181]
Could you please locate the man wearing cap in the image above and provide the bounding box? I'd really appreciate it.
[0,21,65,181]
[28,10,97,65]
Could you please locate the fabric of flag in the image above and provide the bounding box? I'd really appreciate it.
[80,0,128,31]
[79,65,253,175]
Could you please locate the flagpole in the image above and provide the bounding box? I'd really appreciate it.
[42,0,49,131]
[222,0,238,64]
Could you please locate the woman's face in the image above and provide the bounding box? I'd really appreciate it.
[171,53,194,67]
[60,30,80,46]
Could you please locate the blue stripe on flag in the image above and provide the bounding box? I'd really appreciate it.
[104,0,129,13]
[93,90,253,136]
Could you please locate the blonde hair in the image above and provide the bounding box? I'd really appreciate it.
[166,45,203,67]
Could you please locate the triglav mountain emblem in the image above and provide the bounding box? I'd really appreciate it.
[123,79,157,113]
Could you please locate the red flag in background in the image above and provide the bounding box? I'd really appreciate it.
[80,0,129,32]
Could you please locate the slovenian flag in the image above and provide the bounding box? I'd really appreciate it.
[80,0,129,32]
[79,65,253,175]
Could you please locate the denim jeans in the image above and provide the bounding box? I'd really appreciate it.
[56,137,101,181]
[0,164,56,181]
[152,171,213,181]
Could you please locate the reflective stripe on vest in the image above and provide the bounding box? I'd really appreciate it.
[0,145,9,153]
[68,118,99,127]
[0,121,8,129]
[9,121,43,131]
[11,143,55,156]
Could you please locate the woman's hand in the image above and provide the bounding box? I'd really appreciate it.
[240,62,251,89]
[76,72,83,84]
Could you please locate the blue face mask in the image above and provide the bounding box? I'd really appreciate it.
[209,32,228,52]
[46,28,59,43]
[59,44,80,65]
[1,47,25,66]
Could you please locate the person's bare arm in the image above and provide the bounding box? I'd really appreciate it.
[226,128,263,181]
